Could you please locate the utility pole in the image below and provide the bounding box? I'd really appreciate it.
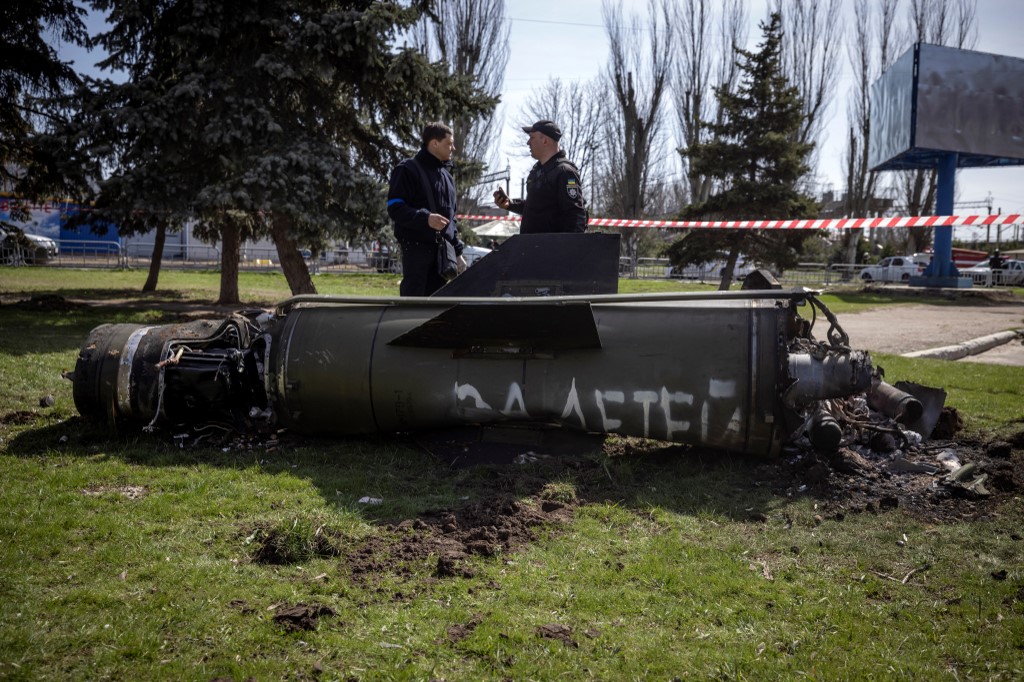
[954,196,993,244]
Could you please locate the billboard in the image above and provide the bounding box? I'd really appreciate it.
[869,43,1024,171]
[0,195,121,253]
[0,196,69,240]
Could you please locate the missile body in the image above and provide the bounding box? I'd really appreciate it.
[72,290,872,457]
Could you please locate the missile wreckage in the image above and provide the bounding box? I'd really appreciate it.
[69,234,924,457]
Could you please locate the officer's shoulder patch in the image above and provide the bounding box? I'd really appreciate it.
[566,178,579,199]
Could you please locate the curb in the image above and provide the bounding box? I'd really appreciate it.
[901,329,1024,360]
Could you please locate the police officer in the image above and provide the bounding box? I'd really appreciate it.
[493,120,587,233]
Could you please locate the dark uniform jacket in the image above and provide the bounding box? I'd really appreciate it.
[508,150,587,233]
[387,148,464,254]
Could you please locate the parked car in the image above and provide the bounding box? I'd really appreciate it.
[962,259,1024,286]
[320,248,349,265]
[665,261,719,280]
[710,257,760,281]
[666,256,760,282]
[859,255,927,282]
[461,245,491,267]
[369,242,401,273]
[0,225,58,264]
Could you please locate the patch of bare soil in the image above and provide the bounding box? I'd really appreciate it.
[0,410,40,426]
[325,421,1023,589]
[341,494,574,585]
[444,613,484,644]
[8,294,83,312]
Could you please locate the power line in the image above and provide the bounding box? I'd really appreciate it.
[506,16,662,35]
[506,16,607,30]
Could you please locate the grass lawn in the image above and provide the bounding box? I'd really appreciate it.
[1,266,1022,680]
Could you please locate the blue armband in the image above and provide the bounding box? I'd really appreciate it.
[387,198,404,207]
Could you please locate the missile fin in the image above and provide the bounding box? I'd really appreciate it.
[388,302,601,351]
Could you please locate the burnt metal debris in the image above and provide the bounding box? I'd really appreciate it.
[67,234,942,459]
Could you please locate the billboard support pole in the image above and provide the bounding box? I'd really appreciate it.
[912,152,972,288]
[933,152,956,277]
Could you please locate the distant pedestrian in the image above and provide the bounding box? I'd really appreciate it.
[493,120,587,234]
[989,249,1006,285]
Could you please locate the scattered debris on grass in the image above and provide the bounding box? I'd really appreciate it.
[81,484,148,500]
[272,603,336,632]
[444,613,484,644]
[537,623,578,648]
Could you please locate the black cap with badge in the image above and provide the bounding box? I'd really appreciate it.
[522,120,562,141]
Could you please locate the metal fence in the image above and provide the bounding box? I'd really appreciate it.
[1,241,391,274]
[4,240,893,288]
[24,240,125,268]
[616,257,868,287]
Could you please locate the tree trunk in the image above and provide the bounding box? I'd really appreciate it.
[844,228,863,265]
[719,243,741,291]
[906,168,937,253]
[217,219,241,306]
[271,216,317,295]
[142,222,167,292]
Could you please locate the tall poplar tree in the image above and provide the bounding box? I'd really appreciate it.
[414,0,509,206]
[670,12,818,290]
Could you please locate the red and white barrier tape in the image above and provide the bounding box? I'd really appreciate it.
[4,197,1019,230]
[456,213,1023,229]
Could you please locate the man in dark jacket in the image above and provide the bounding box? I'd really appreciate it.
[387,122,467,296]
[493,120,587,234]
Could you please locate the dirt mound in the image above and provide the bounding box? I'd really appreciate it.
[326,423,1022,585]
[271,603,336,632]
[342,494,574,584]
[10,294,83,312]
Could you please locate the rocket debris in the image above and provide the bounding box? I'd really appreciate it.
[70,288,873,457]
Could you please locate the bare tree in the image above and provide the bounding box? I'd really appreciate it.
[518,78,605,206]
[675,0,747,206]
[415,0,510,204]
[839,0,900,263]
[601,0,675,260]
[772,0,844,171]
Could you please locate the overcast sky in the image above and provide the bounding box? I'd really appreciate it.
[496,0,1024,240]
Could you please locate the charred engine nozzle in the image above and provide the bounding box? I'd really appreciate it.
[867,378,924,425]
[783,350,873,408]
[72,317,266,430]
[808,408,843,453]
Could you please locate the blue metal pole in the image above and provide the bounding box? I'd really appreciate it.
[931,152,957,278]
[915,151,969,286]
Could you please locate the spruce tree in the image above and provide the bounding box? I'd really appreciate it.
[0,1,87,205]
[670,12,818,290]
[68,0,493,303]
